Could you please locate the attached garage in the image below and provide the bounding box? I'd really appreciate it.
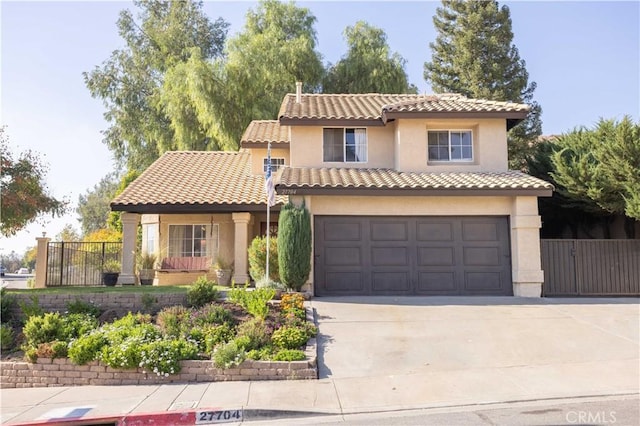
[314,216,512,296]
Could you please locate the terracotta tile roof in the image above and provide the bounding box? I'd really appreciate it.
[278,167,553,194]
[278,93,530,123]
[241,120,290,146]
[111,151,286,211]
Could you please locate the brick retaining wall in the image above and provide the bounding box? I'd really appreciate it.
[0,347,317,388]
[9,292,187,320]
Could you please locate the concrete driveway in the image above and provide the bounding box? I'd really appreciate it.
[310,296,639,410]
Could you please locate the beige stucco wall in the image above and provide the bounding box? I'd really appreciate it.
[395,118,508,172]
[287,118,508,172]
[289,125,395,169]
[248,147,291,175]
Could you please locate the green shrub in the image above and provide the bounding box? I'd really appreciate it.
[187,276,220,308]
[212,341,246,369]
[277,202,312,291]
[236,318,271,351]
[0,324,14,350]
[60,314,99,340]
[271,326,308,349]
[66,298,101,317]
[229,286,275,319]
[0,288,16,324]
[192,304,234,326]
[202,324,234,353]
[68,331,108,365]
[139,339,198,377]
[248,235,280,283]
[24,347,38,363]
[22,312,64,347]
[246,346,275,361]
[156,305,190,337]
[273,349,306,362]
[100,335,148,369]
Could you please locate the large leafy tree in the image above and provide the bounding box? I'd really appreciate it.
[424,0,542,170]
[84,0,229,172]
[76,173,120,236]
[323,21,417,94]
[551,116,640,223]
[163,0,324,149]
[0,127,67,236]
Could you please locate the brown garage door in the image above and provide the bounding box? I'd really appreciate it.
[314,216,512,296]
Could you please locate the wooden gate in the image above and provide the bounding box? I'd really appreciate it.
[541,239,640,296]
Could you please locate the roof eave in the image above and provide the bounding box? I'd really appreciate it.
[275,186,553,197]
[382,110,529,125]
[110,203,283,214]
[279,117,385,127]
[240,141,290,148]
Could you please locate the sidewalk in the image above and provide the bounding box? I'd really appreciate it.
[2,358,638,425]
[2,297,639,425]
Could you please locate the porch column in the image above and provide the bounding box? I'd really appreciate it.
[34,237,50,288]
[510,196,544,297]
[232,212,253,285]
[118,212,140,285]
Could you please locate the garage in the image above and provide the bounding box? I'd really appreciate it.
[314,216,512,296]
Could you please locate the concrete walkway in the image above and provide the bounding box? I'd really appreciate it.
[1,297,638,425]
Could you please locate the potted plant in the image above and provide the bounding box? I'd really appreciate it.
[102,259,120,286]
[213,255,233,286]
[137,251,157,285]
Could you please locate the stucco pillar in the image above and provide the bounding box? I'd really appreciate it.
[510,196,544,297]
[34,237,50,288]
[118,212,140,285]
[232,212,253,285]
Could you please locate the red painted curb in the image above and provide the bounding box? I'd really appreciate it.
[9,408,242,426]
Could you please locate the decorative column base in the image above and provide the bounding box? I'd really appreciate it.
[513,283,542,298]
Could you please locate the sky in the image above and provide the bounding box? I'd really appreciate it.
[1,0,639,257]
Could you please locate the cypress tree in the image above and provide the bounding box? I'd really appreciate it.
[277,201,312,291]
[424,0,542,170]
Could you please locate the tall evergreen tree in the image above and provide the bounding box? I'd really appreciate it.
[424,0,542,170]
[162,0,324,150]
[277,202,312,291]
[323,21,417,94]
[84,0,229,172]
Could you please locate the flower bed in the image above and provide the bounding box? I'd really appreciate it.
[0,286,318,388]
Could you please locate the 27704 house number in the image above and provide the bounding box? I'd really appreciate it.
[196,409,242,424]
[280,189,297,195]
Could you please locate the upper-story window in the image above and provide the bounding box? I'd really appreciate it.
[263,157,285,172]
[323,128,367,163]
[428,130,473,162]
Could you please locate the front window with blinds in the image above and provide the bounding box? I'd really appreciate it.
[167,224,219,258]
[142,224,156,254]
[323,128,367,162]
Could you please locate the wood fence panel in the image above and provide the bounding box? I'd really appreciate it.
[541,240,577,296]
[542,239,640,296]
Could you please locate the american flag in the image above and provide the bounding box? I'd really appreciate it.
[265,145,276,207]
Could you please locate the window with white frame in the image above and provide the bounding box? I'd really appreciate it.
[323,128,367,162]
[428,130,473,162]
[142,224,156,254]
[263,157,285,172]
[167,224,219,258]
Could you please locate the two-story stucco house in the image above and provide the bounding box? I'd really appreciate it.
[111,85,553,297]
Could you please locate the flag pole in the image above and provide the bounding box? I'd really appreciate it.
[265,141,271,283]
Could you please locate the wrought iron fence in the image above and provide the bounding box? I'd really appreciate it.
[46,241,122,287]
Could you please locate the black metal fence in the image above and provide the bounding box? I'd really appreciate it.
[46,242,122,287]
[541,239,640,296]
